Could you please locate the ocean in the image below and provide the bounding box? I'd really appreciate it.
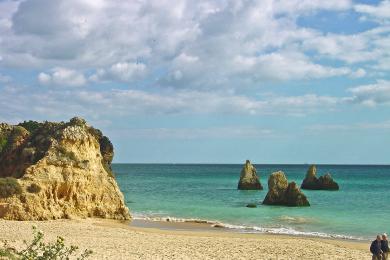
[113,164,390,240]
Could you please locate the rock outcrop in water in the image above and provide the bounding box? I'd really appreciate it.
[237,160,263,190]
[246,203,257,208]
[263,171,310,207]
[301,165,339,190]
[0,117,130,220]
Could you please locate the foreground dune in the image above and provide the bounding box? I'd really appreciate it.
[0,218,370,259]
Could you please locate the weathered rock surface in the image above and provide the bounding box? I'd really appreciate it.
[237,160,263,190]
[0,117,130,220]
[301,165,339,190]
[263,171,310,207]
[246,203,257,208]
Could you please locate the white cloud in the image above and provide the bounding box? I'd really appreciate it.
[0,0,389,126]
[306,121,390,132]
[0,0,19,32]
[174,53,199,64]
[0,73,11,83]
[233,52,352,81]
[37,72,51,84]
[350,68,366,78]
[273,0,352,14]
[113,126,276,140]
[0,83,343,122]
[1,0,201,68]
[355,1,390,22]
[303,33,372,63]
[90,62,147,83]
[38,67,87,87]
[348,80,390,106]
[4,78,390,124]
[0,0,377,90]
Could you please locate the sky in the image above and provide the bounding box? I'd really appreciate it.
[0,0,389,164]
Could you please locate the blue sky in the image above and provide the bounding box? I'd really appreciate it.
[0,0,389,164]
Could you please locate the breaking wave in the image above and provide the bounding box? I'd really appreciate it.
[131,213,365,241]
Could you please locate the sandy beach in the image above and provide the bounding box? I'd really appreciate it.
[0,218,370,260]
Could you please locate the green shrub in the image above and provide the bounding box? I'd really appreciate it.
[7,127,29,151]
[0,177,22,198]
[57,147,77,161]
[0,247,14,259]
[102,160,115,178]
[11,126,28,137]
[0,135,7,154]
[18,121,41,134]
[27,183,41,193]
[69,117,86,127]
[0,226,92,259]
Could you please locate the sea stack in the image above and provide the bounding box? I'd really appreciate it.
[301,165,339,190]
[0,117,130,220]
[237,160,263,190]
[263,171,309,207]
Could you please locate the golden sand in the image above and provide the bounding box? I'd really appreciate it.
[0,218,370,259]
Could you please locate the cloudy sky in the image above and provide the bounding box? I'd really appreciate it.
[0,0,389,164]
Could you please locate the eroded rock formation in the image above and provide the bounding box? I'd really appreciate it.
[237,160,263,190]
[0,117,130,220]
[301,165,339,190]
[263,171,310,207]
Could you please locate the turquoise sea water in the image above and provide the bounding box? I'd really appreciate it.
[113,164,390,240]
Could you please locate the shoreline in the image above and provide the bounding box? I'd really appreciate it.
[127,218,369,250]
[0,218,371,259]
[131,218,369,240]
[129,214,368,242]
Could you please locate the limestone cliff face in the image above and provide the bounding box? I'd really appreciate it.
[0,117,130,220]
[237,160,263,190]
[301,165,339,190]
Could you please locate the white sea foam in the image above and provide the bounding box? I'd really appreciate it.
[132,213,218,224]
[131,213,365,241]
[276,215,317,224]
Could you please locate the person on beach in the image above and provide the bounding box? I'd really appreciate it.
[382,233,389,260]
[371,235,383,260]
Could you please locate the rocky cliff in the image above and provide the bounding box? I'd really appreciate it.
[237,160,263,190]
[0,117,130,220]
[301,165,339,190]
[263,171,309,207]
